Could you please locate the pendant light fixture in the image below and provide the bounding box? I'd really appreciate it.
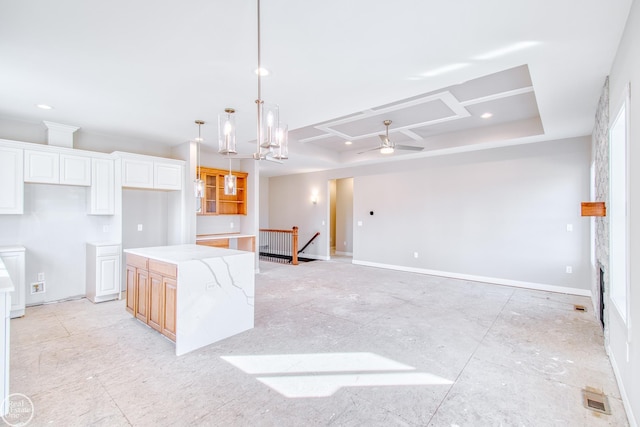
[217,0,288,162]
[194,120,205,200]
[218,108,237,155]
[224,156,237,196]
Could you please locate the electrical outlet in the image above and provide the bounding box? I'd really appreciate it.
[137,224,143,231]
[230,222,234,228]
[31,281,46,294]
[566,224,573,232]
[566,266,573,274]
[414,252,419,259]
[103,225,110,233]
[37,272,45,281]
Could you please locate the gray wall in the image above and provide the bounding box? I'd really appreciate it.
[268,136,592,292]
[606,0,640,423]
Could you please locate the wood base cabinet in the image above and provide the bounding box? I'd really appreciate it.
[125,254,177,341]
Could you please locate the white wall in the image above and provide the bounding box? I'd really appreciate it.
[606,1,640,424]
[0,184,118,304]
[269,136,592,292]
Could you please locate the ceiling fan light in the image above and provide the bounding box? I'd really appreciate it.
[380,146,394,154]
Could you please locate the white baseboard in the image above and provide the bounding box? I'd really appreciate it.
[351,260,592,297]
[608,345,638,427]
[334,251,353,256]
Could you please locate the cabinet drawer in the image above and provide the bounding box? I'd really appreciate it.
[148,259,177,279]
[96,245,120,256]
[126,254,148,270]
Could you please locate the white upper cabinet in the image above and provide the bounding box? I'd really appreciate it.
[0,147,23,215]
[119,154,183,191]
[122,158,154,189]
[60,154,91,186]
[89,158,115,215]
[154,162,182,190]
[24,150,59,183]
[24,149,91,186]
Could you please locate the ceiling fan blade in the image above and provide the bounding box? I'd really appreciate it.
[395,145,424,152]
[357,147,382,155]
[378,134,389,144]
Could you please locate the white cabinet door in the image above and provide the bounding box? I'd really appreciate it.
[86,243,121,303]
[154,162,182,190]
[0,249,25,318]
[97,255,120,296]
[60,154,91,186]
[90,158,115,215]
[24,150,58,183]
[0,147,23,214]
[122,158,154,189]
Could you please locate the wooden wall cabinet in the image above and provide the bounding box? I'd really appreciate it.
[125,254,177,341]
[197,167,247,215]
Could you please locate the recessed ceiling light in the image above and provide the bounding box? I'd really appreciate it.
[345,141,352,145]
[481,112,493,119]
[255,67,270,76]
[36,104,53,110]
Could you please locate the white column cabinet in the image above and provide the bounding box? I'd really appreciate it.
[89,158,115,215]
[86,243,121,303]
[0,247,26,318]
[0,147,23,215]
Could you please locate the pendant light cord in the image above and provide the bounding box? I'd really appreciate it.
[255,0,263,158]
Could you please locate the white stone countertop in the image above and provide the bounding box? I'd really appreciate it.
[0,258,15,293]
[124,244,247,264]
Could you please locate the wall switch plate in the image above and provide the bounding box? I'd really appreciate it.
[566,266,573,274]
[137,224,143,231]
[566,224,573,232]
[230,222,234,228]
[414,252,419,258]
[357,221,363,226]
[103,225,110,233]
[37,272,45,281]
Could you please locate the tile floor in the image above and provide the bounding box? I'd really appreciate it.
[9,260,628,426]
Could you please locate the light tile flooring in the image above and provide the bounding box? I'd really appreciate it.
[10,260,628,426]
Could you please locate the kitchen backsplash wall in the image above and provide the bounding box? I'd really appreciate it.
[0,183,118,305]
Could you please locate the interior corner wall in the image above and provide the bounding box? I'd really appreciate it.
[606,0,640,424]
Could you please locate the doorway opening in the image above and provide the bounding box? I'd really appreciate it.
[329,178,353,262]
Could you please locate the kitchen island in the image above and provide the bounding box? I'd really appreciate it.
[124,244,254,356]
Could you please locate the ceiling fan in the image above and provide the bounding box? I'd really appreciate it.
[358,120,424,154]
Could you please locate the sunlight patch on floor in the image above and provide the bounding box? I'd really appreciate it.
[222,352,453,398]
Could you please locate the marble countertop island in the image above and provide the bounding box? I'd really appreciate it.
[124,244,254,356]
